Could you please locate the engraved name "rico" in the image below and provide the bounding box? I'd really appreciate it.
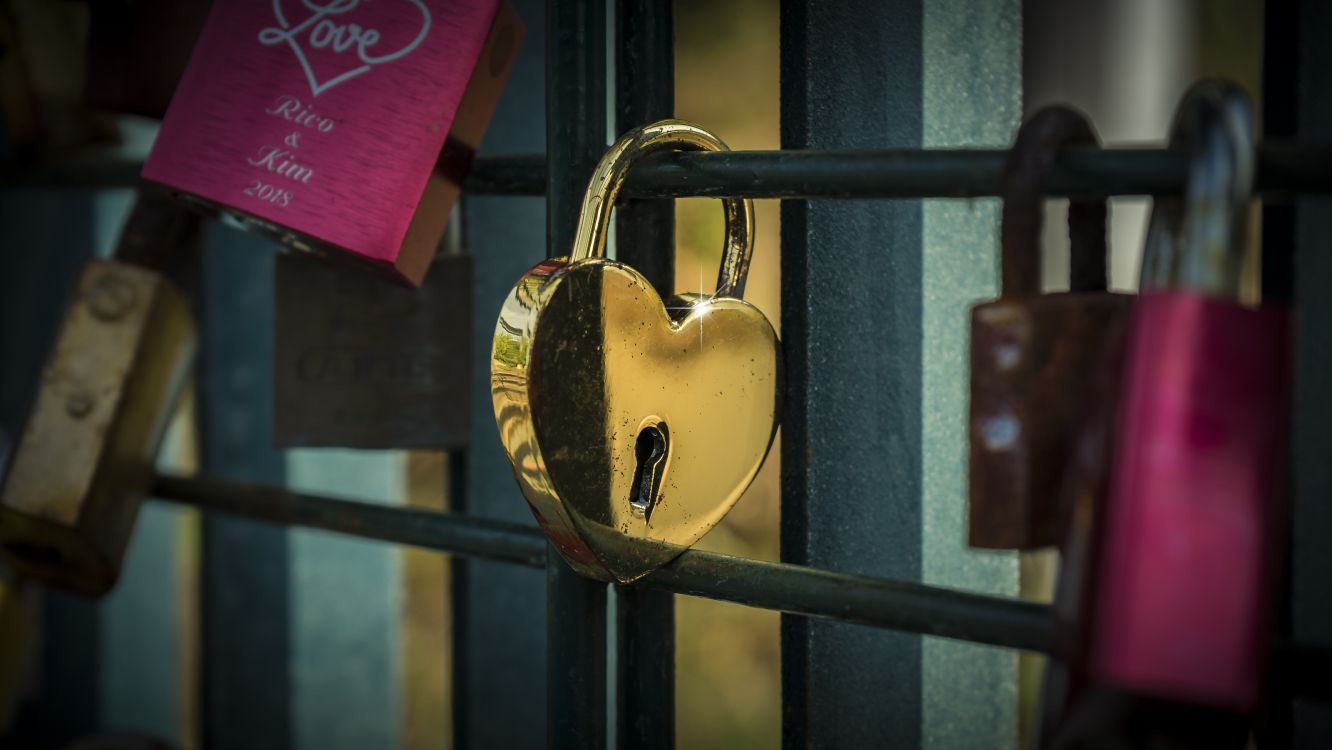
[266,95,335,132]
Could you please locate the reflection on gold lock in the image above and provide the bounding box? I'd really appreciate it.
[491,120,781,583]
[0,260,195,596]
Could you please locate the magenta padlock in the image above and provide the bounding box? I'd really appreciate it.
[1090,80,1291,712]
[142,0,523,286]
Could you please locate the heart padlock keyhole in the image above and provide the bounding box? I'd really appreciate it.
[630,423,670,521]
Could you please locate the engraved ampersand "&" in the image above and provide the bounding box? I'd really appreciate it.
[258,0,433,96]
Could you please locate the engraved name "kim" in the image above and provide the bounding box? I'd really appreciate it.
[248,146,314,183]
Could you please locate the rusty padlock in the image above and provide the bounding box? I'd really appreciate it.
[1088,79,1289,714]
[0,194,198,595]
[968,105,1133,550]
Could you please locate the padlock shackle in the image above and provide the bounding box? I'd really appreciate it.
[1000,106,1107,299]
[1140,79,1256,297]
[570,120,756,299]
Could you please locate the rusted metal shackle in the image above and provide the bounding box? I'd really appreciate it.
[999,106,1108,299]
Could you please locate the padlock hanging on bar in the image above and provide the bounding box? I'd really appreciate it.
[967,106,1133,550]
[140,0,524,287]
[0,193,199,596]
[1087,78,1291,714]
[491,120,781,584]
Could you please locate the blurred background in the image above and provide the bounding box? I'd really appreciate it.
[0,0,1269,748]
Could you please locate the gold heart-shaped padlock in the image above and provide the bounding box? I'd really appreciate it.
[491,120,781,583]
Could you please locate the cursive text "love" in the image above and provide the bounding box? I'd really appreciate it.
[258,0,432,96]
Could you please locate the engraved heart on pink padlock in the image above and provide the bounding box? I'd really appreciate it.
[260,0,434,96]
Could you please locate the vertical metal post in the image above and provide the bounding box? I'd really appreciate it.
[779,1,927,746]
[454,0,549,746]
[546,1,609,748]
[0,195,99,747]
[198,236,290,750]
[613,3,676,749]
[1278,0,1332,746]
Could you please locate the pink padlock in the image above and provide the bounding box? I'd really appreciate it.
[1090,79,1292,713]
[142,0,522,286]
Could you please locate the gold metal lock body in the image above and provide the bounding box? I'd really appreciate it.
[491,120,781,583]
[0,259,195,595]
[968,106,1133,550]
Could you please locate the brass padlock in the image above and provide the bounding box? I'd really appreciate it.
[491,120,781,583]
[0,259,195,595]
[968,106,1133,550]
[274,251,473,449]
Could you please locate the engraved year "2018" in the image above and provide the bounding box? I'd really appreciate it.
[244,180,293,207]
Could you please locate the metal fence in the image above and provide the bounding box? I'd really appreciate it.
[6,0,1332,747]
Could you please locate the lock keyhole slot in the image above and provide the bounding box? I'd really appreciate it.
[630,422,669,522]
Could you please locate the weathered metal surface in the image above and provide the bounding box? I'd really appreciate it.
[274,252,472,450]
[968,106,1131,550]
[0,259,195,595]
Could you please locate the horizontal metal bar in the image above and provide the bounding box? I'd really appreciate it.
[149,473,1332,694]
[650,549,1049,652]
[8,144,1332,197]
[150,473,1046,651]
[152,473,548,568]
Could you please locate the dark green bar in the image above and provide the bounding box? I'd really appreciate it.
[150,470,1332,696]
[779,2,924,746]
[150,474,1047,652]
[11,144,1332,197]
[612,3,677,748]
[546,1,610,748]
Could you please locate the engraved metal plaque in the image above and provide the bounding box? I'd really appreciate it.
[274,252,472,449]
